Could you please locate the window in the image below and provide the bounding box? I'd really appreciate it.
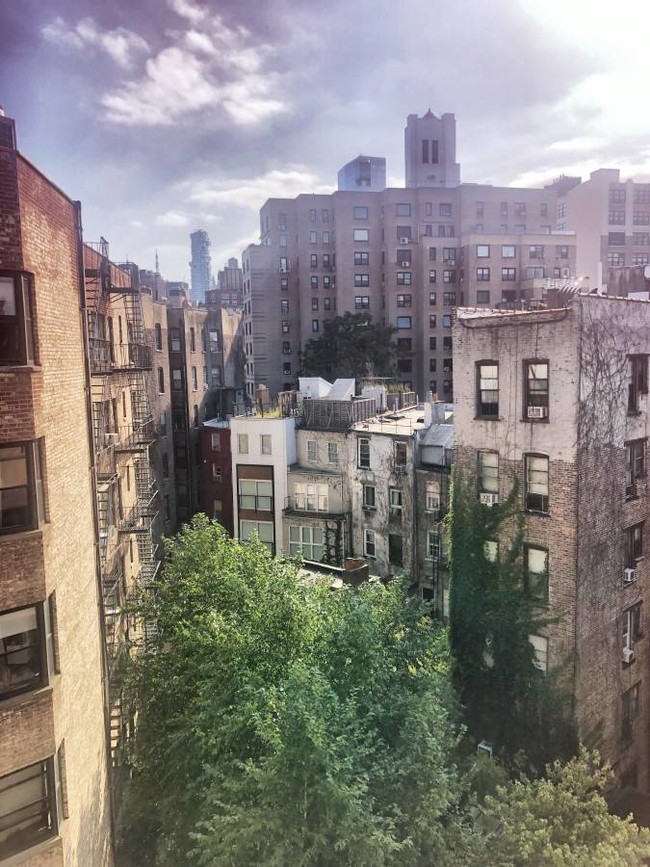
[323,277,331,291]
[625,523,644,568]
[429,358,437,372]
[524,361,549,419]
[443,247,456,263]
[354,251,369,266]
[261,435,272,455]
[0,442,44,534]
[364,528,376,558]
[632,254,649,266]
[311,298,319,311]
[634,213,650,226]
[0,602,57,701]
[309,253,318,269]
[353,274,370,289]
[327,442,338,465]
[443,270,456,283]
[154,322,162,351]
[323,297,331,310]
[282,341,291,355]
[502,245,515,258]
[478,451,499,495]
[306,440,317,462]
[354,206,369,219]
[0,758,61,858]
[294,483,328,512]
[443,292,456,306]
[425,480,440,513]
[211,462,221,481]
[289,526,324,562]
[396,272,412,285]
[429,379,437,393]
[193,404,199,427]
[363,484,376,509]
[322,209,330,222]
[389,488,403,517]
[238,433,249,454]
[280,277,288,291]
[397,316,412,329]
[438,224,454,238]
[529,245,544,259]
[476,245,490,258]
[389,533,403,566]
[322,231,331,245]
[397,337,412,352]
[634,189,650,204]
[439,202,452,217]
[626,440,645,497]
[502,268,516,281]
[397,250,412,266]
[0,273,35,365]
[623,603,643,654]
[354,228,369,243]
[429,337,437,350]
[608,252,625,267]
[355,296,370,310]
[396,294,411,308]
[282,321,290,333]
[476,290,490,304]
[396,203,411,217]
[443,336,452,351]
[529,635,548,672]
[311,320,319,333]
[191,366,198,390]
[397,226,412,241]
[311,276,319,290]
[476,267,490,281]
[622,683,640,741]
[475,362,499,418]
[524,545,549,604]
[609,232,626,246]
[476,201,484,218]
[628,355,648,413]
[159,411,167,437]
[429,248,437,262]
[157,367,165,393]
[238,479,273,511]
[240,520,274,551]
[525,454,549,513]
[309,230,317,244]
[429,269,437,284]
[283,362,291,377]
[281,299,289,314]
[427,531,440,561]
[358,437,370,468]
[394,441,407,471]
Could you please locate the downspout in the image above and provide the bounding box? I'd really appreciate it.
[573,302,583,733]
[75,201,118,858]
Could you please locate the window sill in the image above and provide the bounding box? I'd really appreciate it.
[521,417,550,424]
[0,525,43,541]
[475,415,500,422]
[0,833,61,866]
[524,509,550,518]
[0,683,53,712]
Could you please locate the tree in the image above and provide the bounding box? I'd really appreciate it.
[447,474,577,771]
[121,516,461,866]
[299,313,397,380]
[471,749,650,866]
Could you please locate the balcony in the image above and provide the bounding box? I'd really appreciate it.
[89,338,153,374]
[283,497,346,519]
[114,418,156,451]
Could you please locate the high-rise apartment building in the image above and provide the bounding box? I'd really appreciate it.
[0,113,113,864]
[453,294,650,791]
[216,257,244,308]
[557,169,650,291]
[189,230,212,304]
[241,146,577,399]
[405,110,460,189]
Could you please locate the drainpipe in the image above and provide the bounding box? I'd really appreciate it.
[75,201,118,858]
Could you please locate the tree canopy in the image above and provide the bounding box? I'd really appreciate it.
[299,312,397,380]
[120,517,650,866]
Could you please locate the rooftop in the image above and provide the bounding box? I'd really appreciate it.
[352,405,428,437]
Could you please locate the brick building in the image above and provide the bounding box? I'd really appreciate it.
[200,420,234,534]
[0,113,113,863]
[453,295,650,792]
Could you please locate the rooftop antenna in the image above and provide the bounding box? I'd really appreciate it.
[155,249,160,275]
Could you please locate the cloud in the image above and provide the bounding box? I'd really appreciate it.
[182,167,334,210]
[155,210,190,227]
[41,16,148,68]
[97,6,288,127]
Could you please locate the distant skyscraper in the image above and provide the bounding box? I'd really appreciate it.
[190,229,212,303]
[338,155,386,191]
[217,256,244,307]
[404,110,460,188]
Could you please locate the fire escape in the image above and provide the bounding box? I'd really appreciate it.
[85,239,161,779]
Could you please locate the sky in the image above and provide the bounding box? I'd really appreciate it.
[3,0,650,281]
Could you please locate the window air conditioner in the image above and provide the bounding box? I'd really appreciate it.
[477,740,493,759]
[623,646,635,664]
[623,567,636,584]
[479,492,499,506]
[427,497,441,512]
[527,406,548,419]
[105,432,120,446]
[399,237,410,245]
[400,261,410,268]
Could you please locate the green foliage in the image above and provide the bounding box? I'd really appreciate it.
[299,312,397,380]
[121,516,461,866]
[474,749,650,866]
[447,473,577,770]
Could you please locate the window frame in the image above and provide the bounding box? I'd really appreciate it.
[389,487,403,516]
[0,757,59,859]
[475,361,499,419]
[362,484,376,509]
[363,528,376,558]
[626,439,646,498]
[0,441,44,535]
[0,271,35,366]
[524,453,549,514]
[523,359,549,420]
[357,437,370,469]
[524,544,549,605]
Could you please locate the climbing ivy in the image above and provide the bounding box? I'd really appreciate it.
[448,472,577,773]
